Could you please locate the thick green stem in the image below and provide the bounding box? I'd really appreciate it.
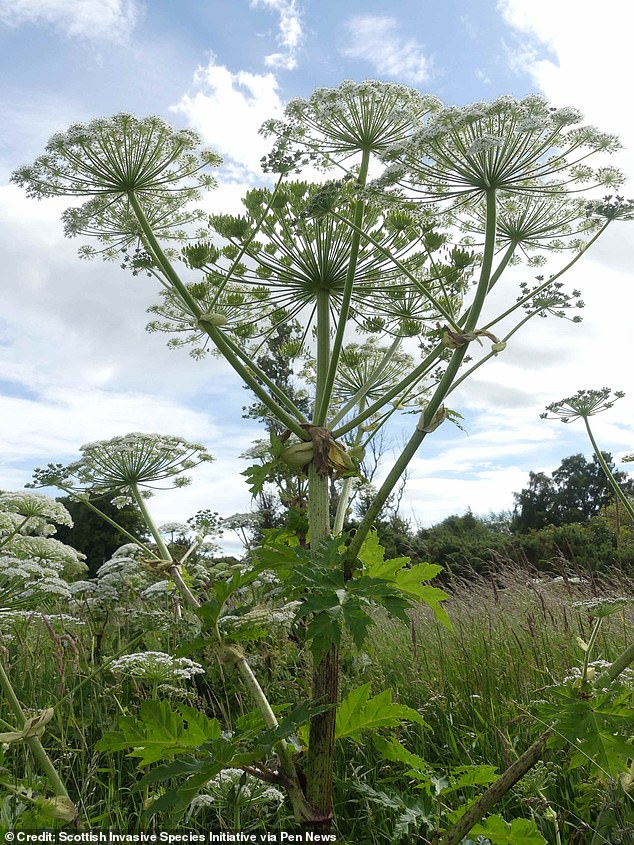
[129,484,201,611]
[346,189,498,561]
[314,289,332,426]
[332,407,365,536]
[209,174,286,308]
[216,329,309,426]
[595,639,634,686]
[129,191,307,439]
[441,635,634,844]
[305,463,337,827]
[0,659,71,801]
[129,489,305,803]
[438,730,552,845]
[480,219,611,333]
[55,487,156,558]
[128,191,202,317]
[329,336,402,429]
[314,149,371,425]
[582,617,602,682]
[202,323,308,440]
[329,207,462,331]
[332,342,444,439]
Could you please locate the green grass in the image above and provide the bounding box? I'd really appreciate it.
[1,563,633,841]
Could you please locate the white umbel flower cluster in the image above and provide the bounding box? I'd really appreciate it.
[109,651,205,682]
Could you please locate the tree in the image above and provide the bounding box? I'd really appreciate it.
[513,452,634,532]
[15,84,634,838]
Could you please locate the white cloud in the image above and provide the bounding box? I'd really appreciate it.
[497,1,633,137]
[0,0,139,42]
[172,59,284,176]
[250,0,303,71]
[341,16,432,84]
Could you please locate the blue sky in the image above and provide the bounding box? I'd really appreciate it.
[1,0,634,544]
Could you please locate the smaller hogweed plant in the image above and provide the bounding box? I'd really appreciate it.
[0,492,84,824]
[542,388,634,525]
[15,81,634,839]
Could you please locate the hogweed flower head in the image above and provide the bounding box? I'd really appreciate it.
[37,433,213,496]
[261,79,442,170]
[571,597,630,618]
[12,113,220,200]
[541,387,624,423]
[109,651,205,683]
[0,492,73,528]
[378,94,623,205]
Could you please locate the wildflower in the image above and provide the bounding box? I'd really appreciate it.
[261,80,441,170]
[0,556,72,605]
[109,651,205,682]
[571,597,630,618]
[149,181,446,355]
[63,192,206,259]
[563,660,634,687]
[458,194,598,256]
[13,113,220,200]
[541,388,624,423]
[140,580,175,599]
[96,554,153,594]
[34,433,213,496]
[379,94,623,205]
[187,767,285,817]
[0,492,73,528]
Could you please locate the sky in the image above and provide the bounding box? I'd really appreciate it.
[2,0,634,551]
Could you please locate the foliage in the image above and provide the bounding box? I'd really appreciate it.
[513,452,634,532]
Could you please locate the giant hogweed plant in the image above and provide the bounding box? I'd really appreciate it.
[14,81,634,838]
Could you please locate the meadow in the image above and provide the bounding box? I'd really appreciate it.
[2,537,632,843]
[4,82,634,843]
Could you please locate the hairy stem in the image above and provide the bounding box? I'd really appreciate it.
[438,731,552,845]
[129,191,307,439]
[305,462,337,827]
[346,188,498,561]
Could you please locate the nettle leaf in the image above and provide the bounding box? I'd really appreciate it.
[470,815,546,845]
[96,699,222,766]
[539,686,634,777]
[336,683,428,743]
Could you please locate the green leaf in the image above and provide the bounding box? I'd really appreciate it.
[357,531,450,628]
[470,815,546,845]
[392,565,451,627]
[196,568,263,631]
[373,735,430,781]
[448,764,499,791]
[241,462,273,496]
[96,700,221,766]
[336,684,428,743]
[139,747,260,822]
[539,686,634,777]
